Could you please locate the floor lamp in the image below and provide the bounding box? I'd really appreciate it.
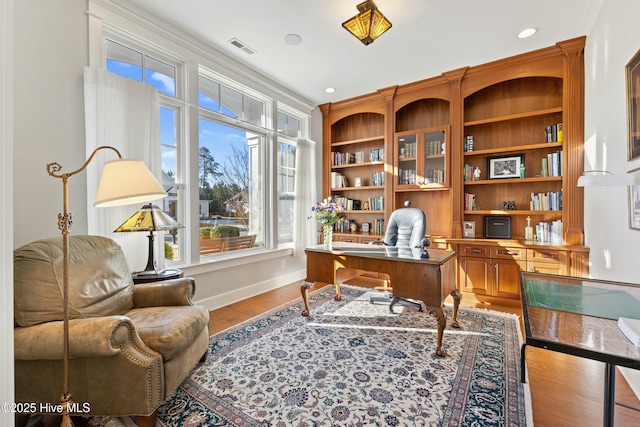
[47,145,167,427]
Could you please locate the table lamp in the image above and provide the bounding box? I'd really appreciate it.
[114,203,184,275]
[47,145,167,427]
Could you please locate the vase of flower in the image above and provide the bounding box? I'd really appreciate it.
[310,197,346,251]
[323,225,333,250]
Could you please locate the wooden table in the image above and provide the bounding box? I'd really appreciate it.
[520,272,640,427]
[302,243,459,356]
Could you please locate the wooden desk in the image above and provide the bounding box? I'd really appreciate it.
[303,244,459,356]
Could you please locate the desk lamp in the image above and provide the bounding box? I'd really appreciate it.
[114,203,184,275]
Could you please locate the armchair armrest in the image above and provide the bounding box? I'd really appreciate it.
[14,316,155,360]
[132,277,196,308]
[368,240,389,246]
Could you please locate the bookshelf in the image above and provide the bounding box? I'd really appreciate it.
[319,37,589,303]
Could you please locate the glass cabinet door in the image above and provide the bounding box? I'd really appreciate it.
[424,130,446,185]
[396,128,448,188]
[397,133,417,185]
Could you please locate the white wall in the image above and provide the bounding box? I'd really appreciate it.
[583,0,640,283]
[584,0,640,396]
[1,0,14,424]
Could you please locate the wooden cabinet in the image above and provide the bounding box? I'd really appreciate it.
[458,244,523,300]
[319,38,589,300]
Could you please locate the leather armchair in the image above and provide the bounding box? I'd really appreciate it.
[369,205,427,311]
[14,235,209,427]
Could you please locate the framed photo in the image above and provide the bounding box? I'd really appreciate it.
[629,168,640,230]
[463,221,475,238]
[487,154,524,179]
[627,49,640,161]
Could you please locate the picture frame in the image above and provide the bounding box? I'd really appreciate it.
[629,167,640,230]
[487,154,524,179]
[627,49,640,161]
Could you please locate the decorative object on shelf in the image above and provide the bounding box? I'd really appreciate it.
[473,168,481,181]
[310,197,346,250]
[46,145,167,427]
[362,222,370,232]
[484,216,512,239]
[342,0,392,46]
[525,216,534,241]
[626,48,640,160]
[362,200,370,210]
[487,154,525,179]
[354,177,362,187]
[114,203,184,275]
[420,236,431,259]
[463,221,476,238]
[502,201,516,210]
[520,164,526,178]
[350,222,358,232]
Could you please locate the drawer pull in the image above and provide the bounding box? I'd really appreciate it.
[539,253,557,259]
[468,248,483,253]
[500,250,518,256]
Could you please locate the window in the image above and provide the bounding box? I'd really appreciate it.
[100,22,310,267]
[198,117,265,255]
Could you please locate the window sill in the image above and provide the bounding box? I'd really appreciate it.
[179,247,294,276]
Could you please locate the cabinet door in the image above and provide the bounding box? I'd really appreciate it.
[459,256,491,295]
[492,259,524,299]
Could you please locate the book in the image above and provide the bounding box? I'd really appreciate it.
[618,317,640,346]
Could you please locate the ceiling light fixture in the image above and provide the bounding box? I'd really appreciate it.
[517,27,538,39]
[342,0,392,46]
[325,87,336,94]
[284,34,303,46]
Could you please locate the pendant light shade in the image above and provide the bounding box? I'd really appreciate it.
[342,0,392,46]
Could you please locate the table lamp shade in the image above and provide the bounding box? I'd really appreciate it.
[115,203,183,232]
[95,159,167,207]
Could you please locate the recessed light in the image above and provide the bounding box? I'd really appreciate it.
[284,34,303,45]
[325,87,336,94]
[517,27,538,39]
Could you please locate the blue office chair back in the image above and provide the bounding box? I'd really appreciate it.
[382,207,426,248]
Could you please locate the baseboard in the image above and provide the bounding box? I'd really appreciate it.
[194,268,306,311]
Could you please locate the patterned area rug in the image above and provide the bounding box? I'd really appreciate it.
[95,285,531,426]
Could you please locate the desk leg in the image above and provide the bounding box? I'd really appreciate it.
[334,283,342,301]
[603,363,616,427]
[520,344,527,383]
[300,281,314,317]
[450,289,461,328]
[427,306,447,357]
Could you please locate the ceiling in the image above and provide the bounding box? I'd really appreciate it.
[129,0,603,107]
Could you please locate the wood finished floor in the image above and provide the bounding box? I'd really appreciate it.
[209,280,640,427]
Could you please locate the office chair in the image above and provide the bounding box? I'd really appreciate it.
[369,202,427,312]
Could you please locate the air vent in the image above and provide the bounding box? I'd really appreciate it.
[228,38,256,55]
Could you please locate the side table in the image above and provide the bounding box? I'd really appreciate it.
[132,268,183,284]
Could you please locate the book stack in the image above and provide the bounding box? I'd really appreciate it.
[369,148,384,162]
[541,150,563,177]
[425,169,445,184]
[373,219,385,235]
[426,139,444,155]
[535,220,563,243]
[463,164,480,181]
[366,196,384,211]
[399,142,416,158]
[464,193,476,211]
[530,190,563,211]
[544,124,563,143]
[371,172,385,186]
[399,169,417,185]
[464,136,474,152]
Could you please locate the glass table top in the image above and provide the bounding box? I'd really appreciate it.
[520,272,640,365]
[306,242,456,264]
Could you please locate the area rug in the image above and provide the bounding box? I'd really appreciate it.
[95,284,531,426]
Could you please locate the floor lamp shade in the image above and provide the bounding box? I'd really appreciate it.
[95,159,167,207]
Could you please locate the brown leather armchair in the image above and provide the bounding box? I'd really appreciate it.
[13,235,209,426]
